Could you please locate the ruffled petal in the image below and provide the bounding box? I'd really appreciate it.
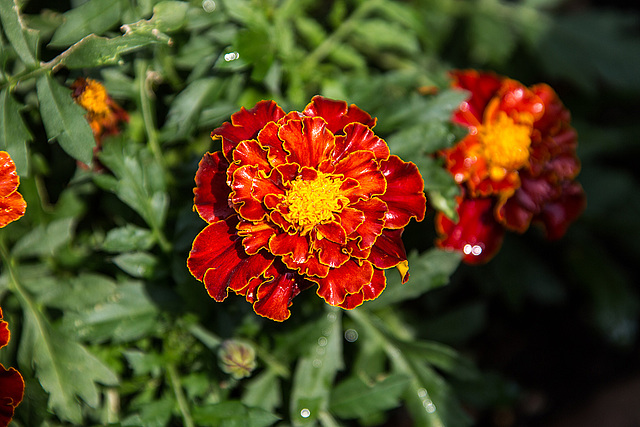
[368,229,409,278]
[335,206,365,236]
[450,70,503,126]
[188,217,274,301]
[0,152,19,198]
[378,155,426,228]
[351,198,387,250]
[281,252,330,278]
[435,198,505,265]
[311,259,374,306]
[194,152,233,223]
[0,191,26,229]
[231,139,272,175]
[237,219,277,255]
[213,100,286,160]
[252,262,312,321]
[269,231,310,264]
[256,121,288,167]
[312,234,350,268]
[0,313,8,349]
[316,221,347,245]
[0,365,24,427]
[302,95,376,135]
[279,117,335,168]
[331,123,390,163]
[333,150,386,201]
[536,181,586,240]
[338,267,386,309]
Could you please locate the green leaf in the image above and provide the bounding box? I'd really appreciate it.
[468,13,517,65]
[351,19,419,55]
[0,88,31,175]
[36,74,96,165]
[368,249,461,308]
[329,374,410,419]
[412,155,460,220]
[49,0,122,47]
[112,251,158,278]
[192,401,280,427]
[289,310,343,426]
[61,280,159,343]
[242,370,282,413]
[12,217,75,258]
[18,307,118,423]
[102,224,155,253]
[162,78,220,140]
[0,0,39,66]
[98,137,168,230]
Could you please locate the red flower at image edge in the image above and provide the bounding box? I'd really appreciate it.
[0,307,25,427]
[436,70,586,264]
[0,151,26,228]
[187,96,426,321]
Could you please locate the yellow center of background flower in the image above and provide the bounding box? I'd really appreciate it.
[478,111,533,181]
[77,80,110,116]
[284,172,348,233]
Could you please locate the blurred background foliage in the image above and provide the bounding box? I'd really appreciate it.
[1,0,639,425]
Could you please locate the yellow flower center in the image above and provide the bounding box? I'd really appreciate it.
[283,171,348,233]
[77,79,110,116]
[477,111,533,181]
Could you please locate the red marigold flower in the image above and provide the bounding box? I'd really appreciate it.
[188,96,426,321]
[0,307,25,427]
[436,70,586,264]
[0,152,26,228]
[70,77,129,154]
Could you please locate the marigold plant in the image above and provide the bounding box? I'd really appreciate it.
[436,70,586,264]
[0,307,24,427]
[187,96,426,321]
[0,152,26,228]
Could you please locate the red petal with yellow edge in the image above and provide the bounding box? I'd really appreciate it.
[312,235,350,268]
[531,84,572,136]
[0,365,24,427]
[187,217,274,301]
[229,166,268,221]
[279,117,335,168]
[0,152,19,197]
[312,259,374,306]
[213,100,286,160]
[316,221,347,245]
[237,219,277,255]
[368,228,408,271]
[379,155,426,228]
[0,319,8,350]
[351,198,387,250]
[336,207,365,236]
[302,96,376,135]
[435,197,504,265]
[0,191,26,228]
[256,122,288,167]
[269,232,309,264]
[450,70,503,127]
[253,263,309,321]
[333,150,386,201]
[231,139,272,175]
[332,123,390,163]
[281,252,330,278]
[194,152,233,223]
[338,268,386,309]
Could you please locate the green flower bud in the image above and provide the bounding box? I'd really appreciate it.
[218,340,257,379]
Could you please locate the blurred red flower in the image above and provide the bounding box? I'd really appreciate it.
[188,96,426,321]
[0,152,26,228]
[436,70,586,264]
[0,307,24,427]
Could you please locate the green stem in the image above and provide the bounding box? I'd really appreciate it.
[135,60,166,172]
[166,363,195,427]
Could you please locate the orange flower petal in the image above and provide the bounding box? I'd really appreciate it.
[269,231,310,264]
[253,263,310,321]
[0,152,19,197]
[0,366,24,427]
[312,259,374,306]
[312,234,350,268]
[279,117,335,168]
[335,206,365,236]
[256,121,289,167]
[351,198,387,250]
[338,267,386,309]
[213,100,286,160]
[0,308,9,349]
[188,217,274,301]
[237,220,277,255]
[0,192,26,229]
[194,152,234,223]
[450,70,503,127]
[230,139,272,176]
[333,150,386,202]
[378,155,426,228]
[302,95,376,135]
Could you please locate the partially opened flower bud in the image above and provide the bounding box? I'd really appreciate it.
[218,340,257,380]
